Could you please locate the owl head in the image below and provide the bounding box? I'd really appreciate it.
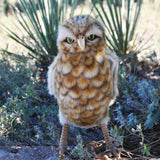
[57,15,105,54]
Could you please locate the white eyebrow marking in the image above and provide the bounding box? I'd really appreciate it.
[86,24,103,38]
[57,26,76,42]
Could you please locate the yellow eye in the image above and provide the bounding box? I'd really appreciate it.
[66,37,74,44]
[88,34,97,41]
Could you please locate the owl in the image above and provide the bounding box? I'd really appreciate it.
[47,15,119,155]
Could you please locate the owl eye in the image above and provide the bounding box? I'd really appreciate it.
[66,37,74,44]
[88,34,97,41]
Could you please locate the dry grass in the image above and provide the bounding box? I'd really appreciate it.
[136,0,160,62]
[0,15,27,55]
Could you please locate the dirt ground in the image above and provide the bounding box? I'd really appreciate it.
[0,145,160,160]
[0,146,63,160]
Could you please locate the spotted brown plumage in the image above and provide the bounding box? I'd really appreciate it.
[47,15,119,155]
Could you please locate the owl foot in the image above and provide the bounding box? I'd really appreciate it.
[108,143,119,157]
[101,124,120,157]
[105,138,120,158]
[86,140,120,159]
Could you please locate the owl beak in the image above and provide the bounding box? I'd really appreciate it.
[77,38,85,50]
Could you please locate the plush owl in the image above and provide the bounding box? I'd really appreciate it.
[47,15,119,155]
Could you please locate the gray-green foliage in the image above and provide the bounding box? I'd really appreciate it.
[137,80,160,129]
[71,135,92,159]
[0,54,32,103]
[115,66,160,130]
[110,125,124,146]
[92,0,142,56]
[0,53,59,145]
[2,0,78,66]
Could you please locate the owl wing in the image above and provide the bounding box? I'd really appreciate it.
[47,55,59,98]
[106,50,119,106]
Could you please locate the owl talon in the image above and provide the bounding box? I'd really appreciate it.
[104,140,120,157]
[109,145,119,157]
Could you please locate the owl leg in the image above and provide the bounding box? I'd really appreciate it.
[101,124,119,157]
[59,124,69,154]
[101,124,112,146]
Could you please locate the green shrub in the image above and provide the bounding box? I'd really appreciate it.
[114,66,160,131]
[71,135,92,159]
[0,54,33,105]
[137,80,160,129]
[0,53,59,145]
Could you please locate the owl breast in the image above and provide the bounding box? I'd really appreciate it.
[55,52,112,127]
